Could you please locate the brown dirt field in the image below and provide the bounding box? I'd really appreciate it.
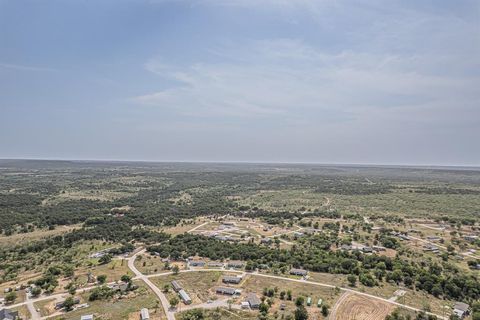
[330,292,394,320]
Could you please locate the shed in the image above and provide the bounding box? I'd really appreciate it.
[453,302,470,318]
[171,280,182,292]
[178,289,192,304]
[140,308,150,320]
[246,293,261,309]
[216,287,236,295]
[289,268,308,276]
[222,276,242,284]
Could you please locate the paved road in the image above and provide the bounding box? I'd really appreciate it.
[128,249,176,320]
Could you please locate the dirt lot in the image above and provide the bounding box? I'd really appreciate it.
[330,292,394,320]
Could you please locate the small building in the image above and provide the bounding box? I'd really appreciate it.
[426,236,441,242]
[306,297,312,306]
[216,287,237,295]
[362,246,373,253]
[340,244,352,251]
[464,235,479,242]
[222,276,242,284]
[171,280,182,292]
[317,299,323,307]
[372,246,386,252]
[207,262,224,268]
[260,238,272,244]
[80,315,94,320]
[453,302,470,318]
[0,308,18,320]
[140,308,150,320]
[189,260,205,267]
[280,303,286,310]
[178,289,192,304]
[227,261,244,269]
[290,268,308,276]
[241,302,250,309]
[246,293,261,309]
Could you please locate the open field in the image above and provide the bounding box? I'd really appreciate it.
[330,292,394,320]
[47,281,164,320]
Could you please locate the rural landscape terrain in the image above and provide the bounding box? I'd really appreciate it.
[0,160,479,320]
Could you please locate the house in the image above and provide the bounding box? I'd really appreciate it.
[216,287,237,295]
[372,246,386,252]
[423,244,439,252]
[207,262,224,268]
[222,276,242,284]
[340,244,352,251]
[317,299,323,307]
[171,280,182,292]
[464,235,479,242]
[178,289,192,304]
[189,260,205,267]
[227,261,244,269]
[241,302,250,309]
[290,268,308,276]
[0,308,18,320]
[246,293,261,309]
[306,297,312,306]
[362,246,373,253]
[260,238,272,244]
[453,302,470,318]
[140,308,150,320]
[280,303,286,310]
[426,236,441,242]
[80,315,94,320]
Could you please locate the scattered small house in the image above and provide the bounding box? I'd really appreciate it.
[222,276,242,284]
[293,232,305,237]
[340,244,352,251]
[3,288,11,294]
[280,303,286,310]
[216,287,237,296]
[317,299,323,307]
[140,308,150,320]
[171,280,182,292]
[362,246,373,253]
[260,238,272,244]
[207,262,224,268]
[246,293,261,309]
[464,235,479,242]
[227,261,244,269]
[372,246,386,252]
[306,297,312,306]
[289,268,308,276]
[453,302,470,318]
[423,244,439,253]
[0,308,18,320]
[178,289,192,304]
[426,236,441,242]
[80,315,94,320]
[241,302,250,309]
[189,260,205,267]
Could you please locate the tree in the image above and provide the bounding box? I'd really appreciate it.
[295,296,304,307]
[172,265,180,275]
[5,292,17,303]
[121,274,131,283]
[99,254,112,265]
[97,274,107,284]
[294,305,308,320]
[31,287,42,297]
[321,304,329,317]
[347,274,357,287]
[170,296,179,308]
[63,296,75,311]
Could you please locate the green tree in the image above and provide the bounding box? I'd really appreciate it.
[97,274,107,284]
[294,305,308,320]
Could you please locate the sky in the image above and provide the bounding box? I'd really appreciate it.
[1,0,479,166]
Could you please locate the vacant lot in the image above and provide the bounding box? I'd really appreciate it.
[330,292,394,320]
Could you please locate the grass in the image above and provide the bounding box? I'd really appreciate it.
[10,304,30,320]
[177,308,258,320]
[152,271,223,304]
[134,254,186,275]
[49,281,164,320]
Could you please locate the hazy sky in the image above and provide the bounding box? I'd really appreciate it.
[1,0,479,165]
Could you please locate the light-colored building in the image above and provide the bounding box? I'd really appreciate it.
[246,293,261,309]
[178,289,192,304]
[453,302,470,318]
[140,308,150,320]
[290,268,308,276]
[80,315,94,320]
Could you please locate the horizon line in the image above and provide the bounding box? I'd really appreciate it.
[1,157,479,170]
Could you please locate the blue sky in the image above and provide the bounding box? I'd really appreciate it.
[1,0,479,165]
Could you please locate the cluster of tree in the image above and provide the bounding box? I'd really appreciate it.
[147,233,480,302]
